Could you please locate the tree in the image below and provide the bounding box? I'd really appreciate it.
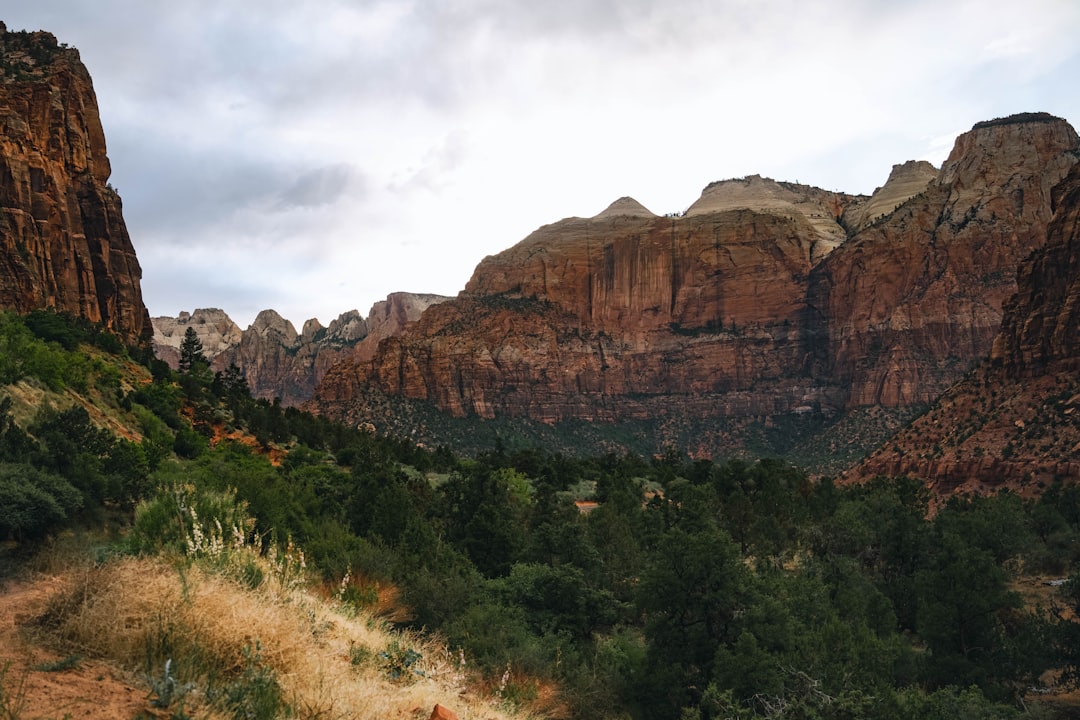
[178,326,207,374]
[638,526,750,712]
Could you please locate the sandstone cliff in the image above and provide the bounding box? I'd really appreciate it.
[354,292,451,362]
[316,184,862,424]
[310,114,1080,463]
[991,160,1080,375]
[0,24,150,343]
[843,160,938,232]
[152,308,243,368]
[152,292,449,406]
[853,162,1080,489]
[808,113,1079,408]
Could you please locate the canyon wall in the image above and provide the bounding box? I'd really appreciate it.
[151,292,449,405]
[0,24,150,343]
[311,114,1079,447]
[853,161,1080,489]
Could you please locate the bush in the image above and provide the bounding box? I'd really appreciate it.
[0,463,82,541]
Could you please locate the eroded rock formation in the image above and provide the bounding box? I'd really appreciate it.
[991,161,1080,375]
[152,292,449,406]
[152,308,243,368]
[808,113,1078,408]
[0,24,151,342]
[852,162,1080,489]
[314,184,864,423]
[311,114,1080,459]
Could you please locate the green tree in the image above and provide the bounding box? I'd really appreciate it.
[0,463,82,541]
[916,533,1019,692]
[178,326,207,374]
[638,526,750,713]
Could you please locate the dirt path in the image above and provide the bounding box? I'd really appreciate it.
[0,574,152,720]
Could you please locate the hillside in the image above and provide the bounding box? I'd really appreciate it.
[4,318,1080,718]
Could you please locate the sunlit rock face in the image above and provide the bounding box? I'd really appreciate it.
[152,292,450,406]
[0,25,151,343]
[310,114,1080,452]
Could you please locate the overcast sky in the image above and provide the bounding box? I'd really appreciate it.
[6,1,1080,328]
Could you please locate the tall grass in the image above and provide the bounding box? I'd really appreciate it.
[37,553,526,719]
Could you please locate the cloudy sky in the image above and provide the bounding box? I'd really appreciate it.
[6,1,1080,328]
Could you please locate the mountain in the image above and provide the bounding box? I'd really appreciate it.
[309,113,1079,462]
[0,24,150,343]
[151,292,449,405]
[853,159,1080,490]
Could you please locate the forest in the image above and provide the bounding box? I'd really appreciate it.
[2,309,1080,719]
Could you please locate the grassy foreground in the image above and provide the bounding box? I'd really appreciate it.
[2,533,535,720]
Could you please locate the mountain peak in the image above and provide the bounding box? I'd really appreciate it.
[592,197,656,219]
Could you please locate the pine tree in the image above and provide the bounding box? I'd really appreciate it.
[178,326,206,374]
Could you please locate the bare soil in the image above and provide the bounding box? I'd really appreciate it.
[0,573,153,719]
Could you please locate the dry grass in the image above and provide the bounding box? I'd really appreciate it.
[36,554,534,720]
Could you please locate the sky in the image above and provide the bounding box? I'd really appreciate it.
[5,1,1080,329]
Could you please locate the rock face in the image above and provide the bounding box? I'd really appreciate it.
[852,162,1080,489]
[315,181,863,423]
[0,25,150,343]
[310,114,1080,459]
[991,161,1080,375]
[151,292,450,406]
[684,175,852,261]
[843,160,938,232]
[152,308,243,368]
[808,113,1078,408]
[354,292,452,362]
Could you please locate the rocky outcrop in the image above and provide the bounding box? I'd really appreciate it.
[354,292,451,362]
[152,308,365,405]
[851,160,1080,489]
[0,24,151,343]
[152,292,449,406]
[808,112,1078,408]
[310,114,1080,460]
[152,308,243,368]
[991,162,1080,374]
[684,175,852,261]
[843,160,938,232]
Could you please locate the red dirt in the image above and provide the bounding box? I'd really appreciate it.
[0,574,154,719]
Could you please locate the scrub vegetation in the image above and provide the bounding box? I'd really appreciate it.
[1,309,1079,719]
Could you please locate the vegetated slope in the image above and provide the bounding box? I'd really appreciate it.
[7,311,1080,719]
[310,113,1079,467]
[854,160,1080,490]
[1,546,527,720]
[0,313,534,719]
[0,24,151,344]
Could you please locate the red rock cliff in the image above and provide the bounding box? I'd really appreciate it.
[152,292,450,406]
[807,113,1078,407]
[314,182,865,423]
[852,161,1080,489]
[0,25,150,343]
[991,161,1080,375]
[312,114,1080,445]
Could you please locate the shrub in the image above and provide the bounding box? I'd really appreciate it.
[0,463,82,541]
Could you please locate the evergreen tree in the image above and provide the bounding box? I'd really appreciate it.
[178,326,206,374]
